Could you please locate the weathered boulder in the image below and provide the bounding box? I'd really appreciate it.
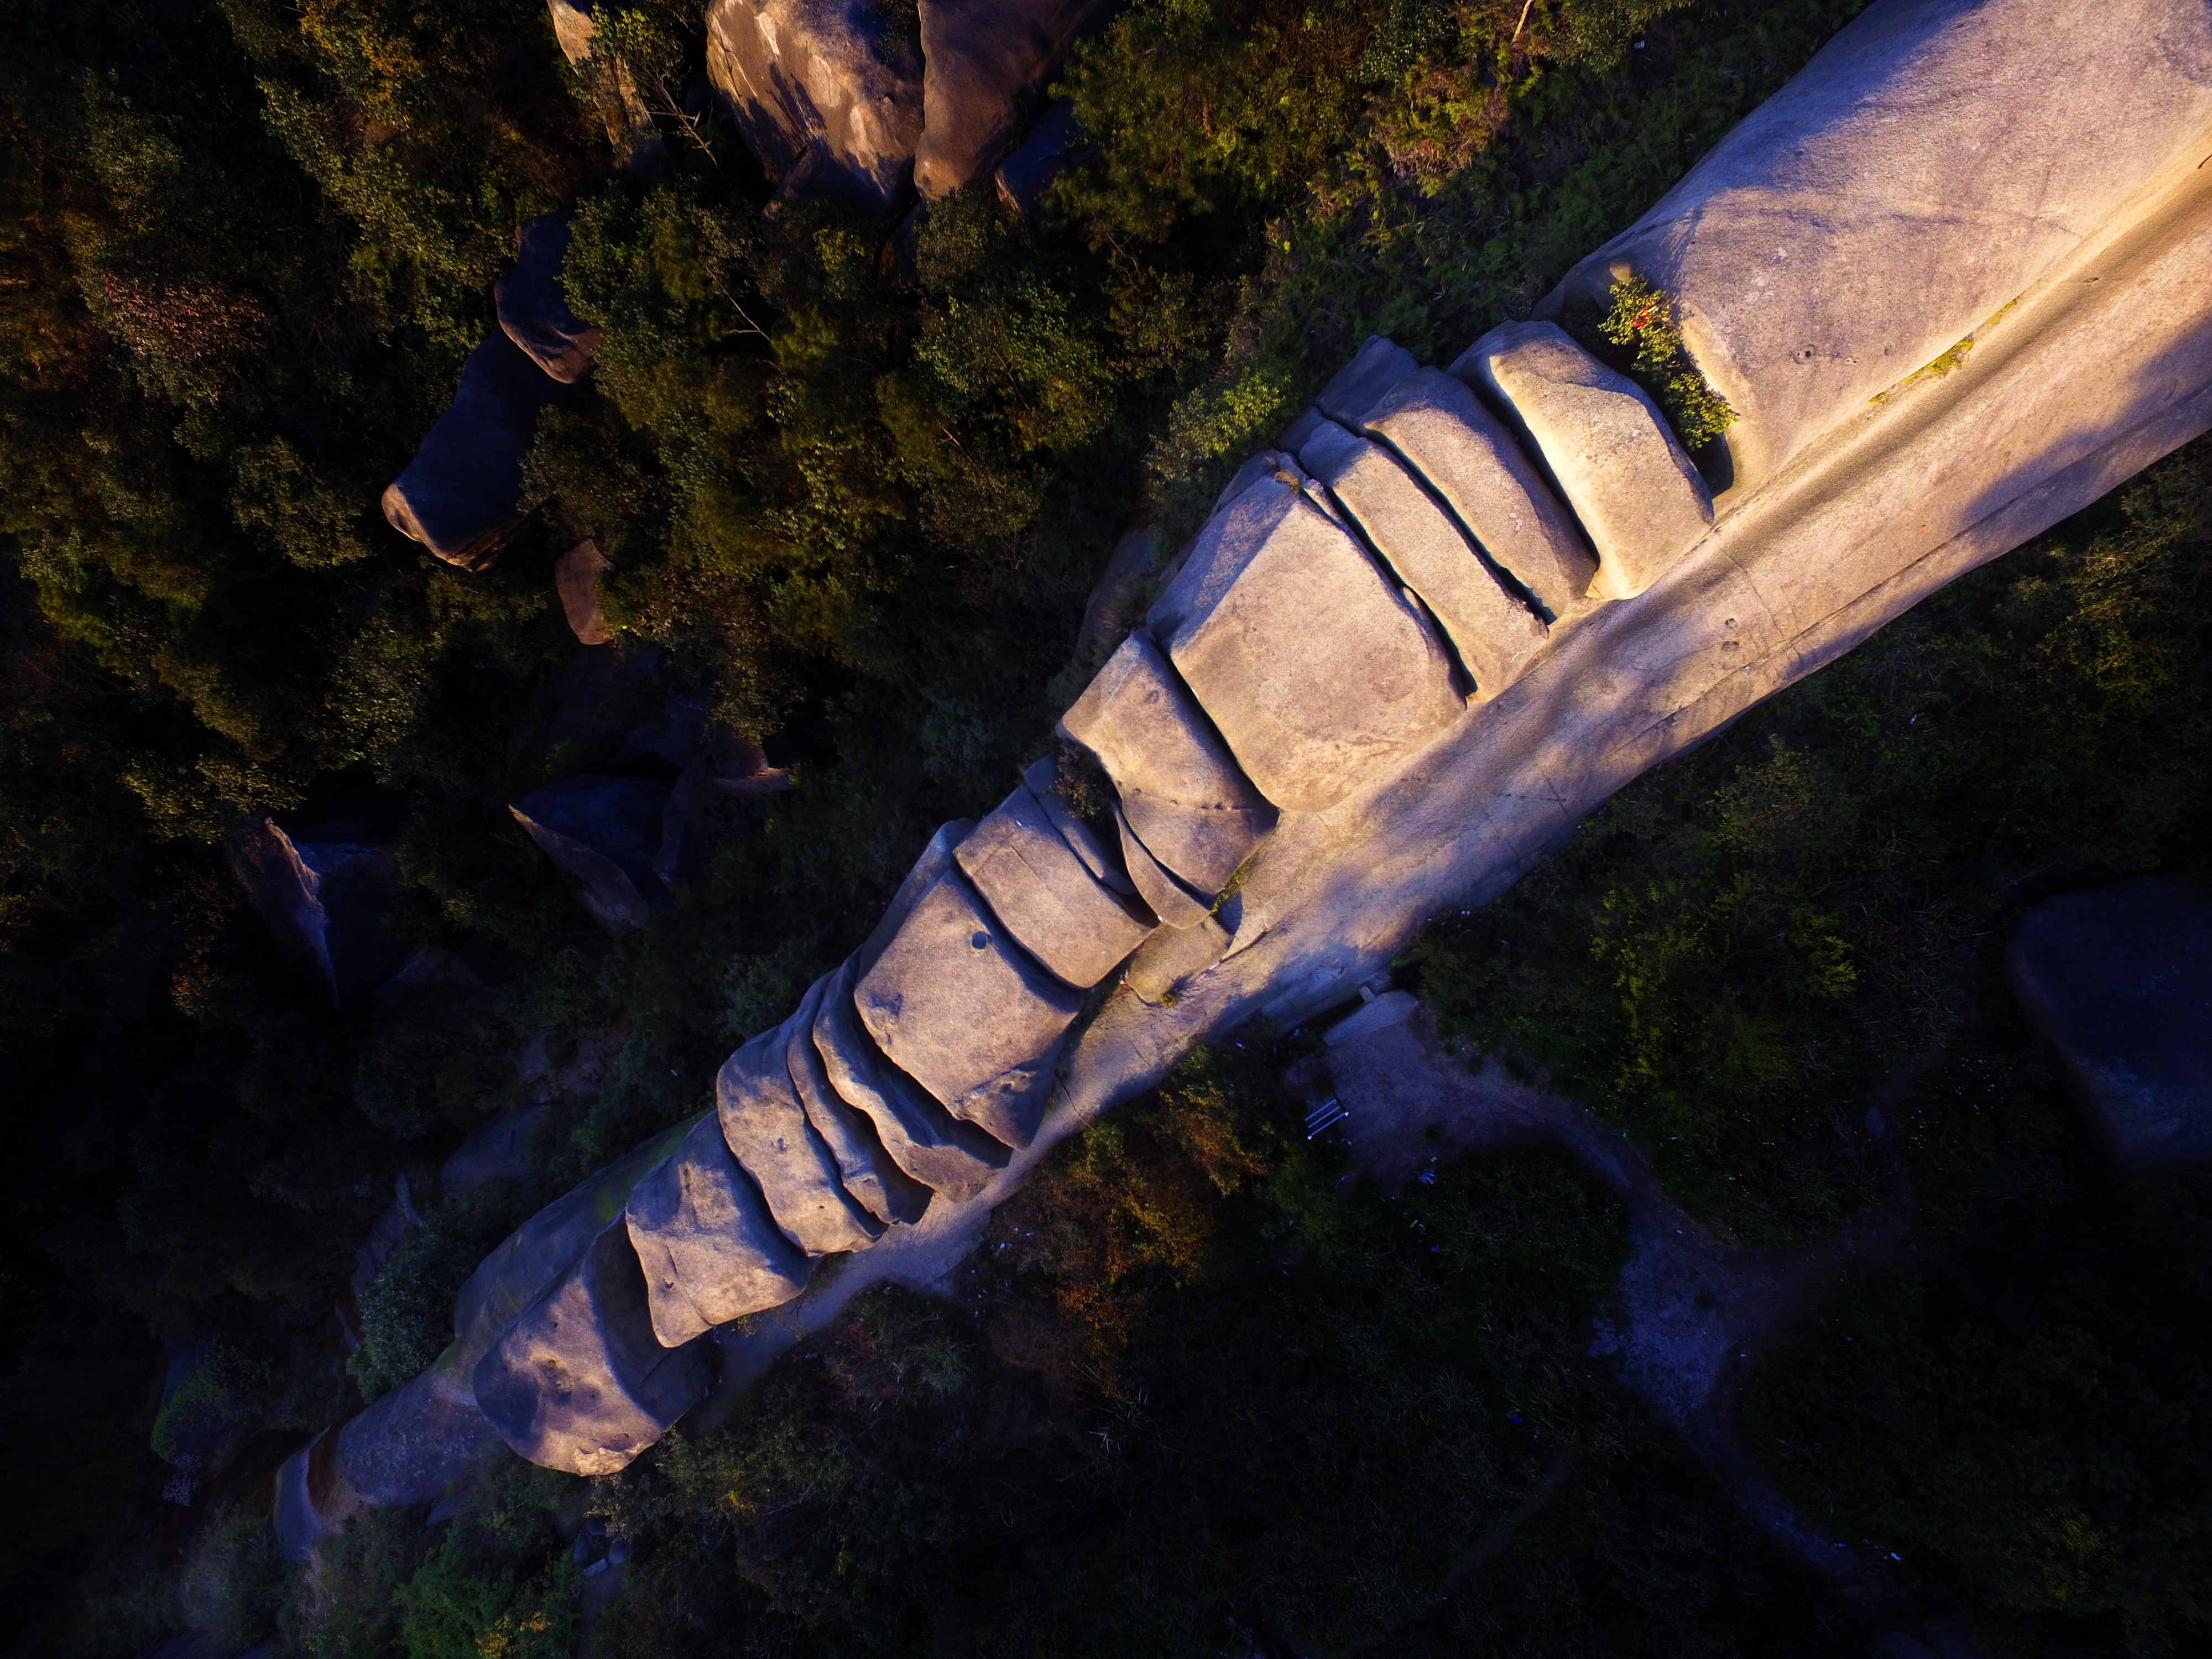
[510,775,671,936]
[624,1110,813,1347]
[1022,757,1135,896]
[328,1340,507,1514]
[473,1219,709,1477]
[1454,322,1712,601]
[855,869,1085,1147]
[1149,474,1464,813]
[382,329,581,570]
[495,212,601,383]
[546,0,666,168]
[1068,523,1158,676]
[1112,802,1210,930]
[1297,416,1547,700]
[555,540,615,645]
[223,816,405,1009]
[785,975,933,1225]
[994,97,1088,218]
[1058,631,1274,897]
[954,783,1157,987]
[705,0,924,215]
[1355,367,1598,620]
[717,1021,885,1254]
[2007,877,2212,1185]
[1312,334,1420,431]
[814,956,1010,1197]
[912,0,1117,199]
[1542,0,2212,500]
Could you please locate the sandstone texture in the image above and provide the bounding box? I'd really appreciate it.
[495,212,601,383]
[1022,758,1134,896]
[718,1022,885,1254]
[1150,474,1463,812]
[1113,804,1212,930]
[1543,0,2212,501]
[510,775,671,935]
[1455,322,1712,601]
[855,869,1084,1147]
[1313,334,1420,429]
[556,539,615,645]
[955,783,1156,987]
[1059,631,1274,896]
[625,1109,813,1347]
[785,974,933,1226]
[913,0,1115,198]
[381,329,579,569]
[2007,877,2212,1185]
[706,0,924,214]
[1358,366,1598,619]
[1297,415,1547,699]
[473,1219,709,1476]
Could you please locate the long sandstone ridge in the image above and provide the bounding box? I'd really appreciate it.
[280,0,2212,1552]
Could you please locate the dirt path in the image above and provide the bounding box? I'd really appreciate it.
[1315,1001,1983,1659]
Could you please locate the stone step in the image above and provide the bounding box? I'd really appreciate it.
[784,974,933,1225]
[717,1022,886,1255]
[955,782,1157,988]
[624,1110,815,1348]
[1057,631,1273,897]
[1454,322,1712,601]
[1296,416,1547,702]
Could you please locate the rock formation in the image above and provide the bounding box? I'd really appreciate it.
[223,816,405,1009]
[285,0,2212,1545]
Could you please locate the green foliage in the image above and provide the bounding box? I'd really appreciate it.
[1591,272,1736,448]
[349,1178,538,1401]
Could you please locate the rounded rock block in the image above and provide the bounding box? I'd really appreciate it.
[717,1023,885,1255]
[625,1110,814,1349]
[954,782,1157,987]
[1021,757,1137,897]
[912,0,1116,199]
[853,869,1084,1149]
[1113,802,1213,931]
[1453,321,1713,601]
[1058,630,1274,896]
[473,1220,710,1478]
[785,974,933,1226]
[1147,474,1465,814]
[1312,333,1421,430]
[495,211,602,383]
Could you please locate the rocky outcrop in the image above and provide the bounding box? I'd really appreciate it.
[912,0,1115,199]
[994,97,1088,218]
[555,539,614,645]
[223,816,404,1009]
[626,1110,815,1346]
[953,781,1156,987]
[510,775,672,935]
[496,213,601,383]
[546,0,666,170]
[2007,877,2212,1185]
[717,1020,886,1254]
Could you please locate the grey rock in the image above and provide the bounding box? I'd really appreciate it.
[1356,367,1598,619]
[1068,523,1159,676]
[510,775,672,936]
[546,0,666,169]
[274,1423,364,1562]
[1313,334,1420,429]
[440,1103,545,1201]
[718,1021,885,1254]
[855,869,1084,1147]
[1213,447,1303,514]
[1022,757,1135,896]
[785,975,932,1225]
[1297,415,1547,700]
[555,540,614,645]
[706,0,924,215]
[223,816,405,1009]
[814,955,1010,1197]
[328,1340,508,1513]
[495,212,601,383]
[381,329,581,570]
[473,1220,710,1477]
[994,97,1090,218]
[912,0,1117,199]
[1113,802,1212,930]
[1124,912,1232,1005]
[955,782,1156,987]
[1542,0,2212,501]
[1323,988,1419,1045]
[1454,322,1712,601]
[625,1109,813,1346]
[1057,631,1274,896]
[1150,474,1464,813]
[2007,877,2212,1185]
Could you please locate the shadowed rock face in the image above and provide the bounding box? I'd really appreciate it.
[2007,877,2212,1185]
[223,817,405,1009]
[912,0,1116,199]
[510,775,672,936]
[496,212,602,383]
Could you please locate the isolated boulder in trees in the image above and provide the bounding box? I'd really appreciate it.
[555,539,615,645]
[510,775,672,935]
[473,1220,709,1477]
[545,0,666,169]
[994,97,1090,218]
[2007,877,2212,1185]
[624,1110,814,1347]
[223,815,405,1009]
[1454,322,1712,601]
[954,783,1157,988]
[382,330,581,570]
[495,212,602,383]
[1149,474,1463,813]
[912,0,1115,199]
[705,0,925,214]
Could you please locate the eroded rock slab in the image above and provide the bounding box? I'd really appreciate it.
[1149,475,1464,812]
[912,0,1116,198]
[1455,322,1712,601]
[1022,757,1135,896]
[473,1220,709,1477]
[956,783,1157,987]
[511,775,670,936]
[1298,416,1546,700]
[625,1110,813,1347]
[855,870,1084,1147]
[496,212,601,383]
[785,975,932,1225]
[2007,876,2212,1185]
[1358,367,1598,619]
[556,539,615,645]
[994,96,1088,218]
[717,1022,885,1254]
[1058,631,1274,896]
[1113,802,1211,930]
[1313,334,1420,429]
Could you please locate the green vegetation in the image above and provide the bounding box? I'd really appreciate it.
[1587,272,1736,448]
